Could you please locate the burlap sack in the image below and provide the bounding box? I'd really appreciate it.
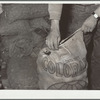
[3,4,48,23]
[37,29,88,90]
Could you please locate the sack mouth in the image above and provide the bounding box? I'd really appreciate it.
[60,28,82,45]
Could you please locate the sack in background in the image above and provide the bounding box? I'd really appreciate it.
[3,4,48,23]
[37,29,88,90]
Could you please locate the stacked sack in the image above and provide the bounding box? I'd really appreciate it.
[0,4,50,89]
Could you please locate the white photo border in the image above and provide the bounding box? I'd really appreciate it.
[0,1,100,99]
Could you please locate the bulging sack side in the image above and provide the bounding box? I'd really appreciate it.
[37,29,88,90]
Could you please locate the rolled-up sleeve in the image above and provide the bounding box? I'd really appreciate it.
[48,4,63,20]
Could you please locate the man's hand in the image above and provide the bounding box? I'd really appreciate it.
[46,20,61,50]
[81,15,98,33]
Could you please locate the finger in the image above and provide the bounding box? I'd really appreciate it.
[57,37,60,48]
[58,37,60,44]
[87,27,90,32]
[45,39,47,44]
[88,27,92,32]
[90,28,93,32]
[81,25,85,33]
[46,39,51,49]
[50,40,55,50]
[47,38,55,50]
[90,26,95,32]
[53,38,58,50]
[45,39,48,45]
[84,26,88,33]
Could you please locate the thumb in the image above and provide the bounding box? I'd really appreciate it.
[81,26,84,33]
[58,36,61,44]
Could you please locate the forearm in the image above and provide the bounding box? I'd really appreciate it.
[48,4,63,32]
[48,4,63,20]
[50,20,59,31]
[94,6,100,17]
[81,6,100,33]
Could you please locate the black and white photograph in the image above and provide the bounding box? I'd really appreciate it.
[0,1,100,99]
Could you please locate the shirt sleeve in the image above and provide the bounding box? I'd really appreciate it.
[48,4,63,20]
[0,4,3,14]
